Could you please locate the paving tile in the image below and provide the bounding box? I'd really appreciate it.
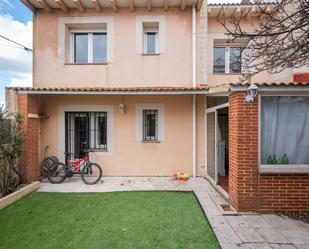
[220,243,242,249]
[234,227,266,243]
[208,215,230,228]
[242,215,273,228]
[256,227,291,244]
[270,244,298,249]
[279,229,309,245]
[213,226,242,244]
[295,245,309,249]
[226,215,250,227]
[240,243,273,249]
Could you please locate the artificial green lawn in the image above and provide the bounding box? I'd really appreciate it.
[0,191,219,249]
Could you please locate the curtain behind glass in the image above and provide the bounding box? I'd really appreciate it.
[261,96,309,164]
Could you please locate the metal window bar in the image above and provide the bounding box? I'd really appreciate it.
[65,112,107,163]
[142,109,158,141]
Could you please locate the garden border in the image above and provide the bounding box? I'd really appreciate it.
[0,181,40,209]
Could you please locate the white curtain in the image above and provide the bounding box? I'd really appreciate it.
[261,96,309,164]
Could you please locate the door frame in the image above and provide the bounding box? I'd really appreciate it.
[205,102,229,187]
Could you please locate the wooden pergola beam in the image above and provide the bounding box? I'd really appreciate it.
[197,0,204,11]
[146,0,151,12]
[91,0,102,12]
[180,0,187,11]
[164,0,168,11]
[74,0,86,12]
[55,0,69,13]
[244,6,256,21]
[109,0,118,12]
[37,0,51,12]
[128,0,135,11]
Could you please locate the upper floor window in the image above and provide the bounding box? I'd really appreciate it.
[143,23,159,55]
[213,47,242,74]
[72,31,107,64]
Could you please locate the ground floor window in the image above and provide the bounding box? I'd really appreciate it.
[261,96,309,165]
[142,109,158,141]
[65,112,107,159]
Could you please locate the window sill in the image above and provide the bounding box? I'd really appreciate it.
[65,63,108,65]
[142,53,160,56]
[142,141,160,144]
[212,73,241,75]
[259,164,309,174]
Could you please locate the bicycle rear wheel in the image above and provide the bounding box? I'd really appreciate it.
[81,163,102,185]
[47,163,67,184]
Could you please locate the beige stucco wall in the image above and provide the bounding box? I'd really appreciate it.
[33,8,194,88]
[40,94,206,176]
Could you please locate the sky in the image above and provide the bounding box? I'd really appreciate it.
[0,0,243,106]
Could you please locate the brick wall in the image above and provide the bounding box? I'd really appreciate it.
[17,94,41,183]
[228,91,309,213]
[259,174,309,213]
[229,91,259,212]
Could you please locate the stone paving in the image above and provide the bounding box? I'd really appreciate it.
[39,177,309,249]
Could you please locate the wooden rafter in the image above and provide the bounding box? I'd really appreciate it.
[233,7,241,20]
[55,0,69,13]
[20,0,36,12]
[196,0,204,11]
[91,0,102,12]
[128,0,135,11]
[180,0,186,11]
[217,7,226,21]
[164,0,168,11]
[259,6,272,22]
[146,0,151,12]
[37,0,51,12]
[74,0,86,12]
[244,6,256,21]
[109,0,118,12]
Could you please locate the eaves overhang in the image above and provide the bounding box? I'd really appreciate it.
[6,86,209,95]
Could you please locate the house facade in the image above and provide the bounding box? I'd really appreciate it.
[6,0,309,213]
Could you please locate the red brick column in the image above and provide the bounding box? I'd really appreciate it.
[229,92,259,212]
[17,94,41,183]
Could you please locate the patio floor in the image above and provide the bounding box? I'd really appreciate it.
[40,177,309,249]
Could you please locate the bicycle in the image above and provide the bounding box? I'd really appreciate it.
[47,150,102,185]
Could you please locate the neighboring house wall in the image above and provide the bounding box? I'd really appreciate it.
[229,91,309,213]
[33,9,194,88]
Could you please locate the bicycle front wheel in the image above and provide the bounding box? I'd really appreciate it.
[81,163,102,185]
[47,163,67,184]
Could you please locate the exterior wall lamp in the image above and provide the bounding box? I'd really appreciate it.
[119,103,126,114]
[245,84,258,103]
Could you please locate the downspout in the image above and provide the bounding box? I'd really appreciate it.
[192,4,197,177]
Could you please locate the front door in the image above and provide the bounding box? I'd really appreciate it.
[65,112,89,162]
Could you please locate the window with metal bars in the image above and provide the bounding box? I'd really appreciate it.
[65,112,107,159]
[142,109,158,141]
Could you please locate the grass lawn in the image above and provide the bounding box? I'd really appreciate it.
[0,191,219,249]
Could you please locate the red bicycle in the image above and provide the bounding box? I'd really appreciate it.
[47,150,102,185]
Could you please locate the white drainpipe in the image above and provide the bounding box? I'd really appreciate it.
[192,5,197,177]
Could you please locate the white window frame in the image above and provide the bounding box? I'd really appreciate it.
[135,104,165,142]
[258,93,309,173]
[70,29,107,64]
[143,28,159,54]
[213,46,242,74]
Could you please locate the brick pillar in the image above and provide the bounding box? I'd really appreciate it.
[229,92,259,212]
[17,94,41,183]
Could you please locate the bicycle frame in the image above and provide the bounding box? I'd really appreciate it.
[67,155,90,173]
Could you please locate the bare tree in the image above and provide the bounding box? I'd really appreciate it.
[219,0,309,82]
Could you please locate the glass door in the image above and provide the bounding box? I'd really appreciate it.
[206,111,218,183]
